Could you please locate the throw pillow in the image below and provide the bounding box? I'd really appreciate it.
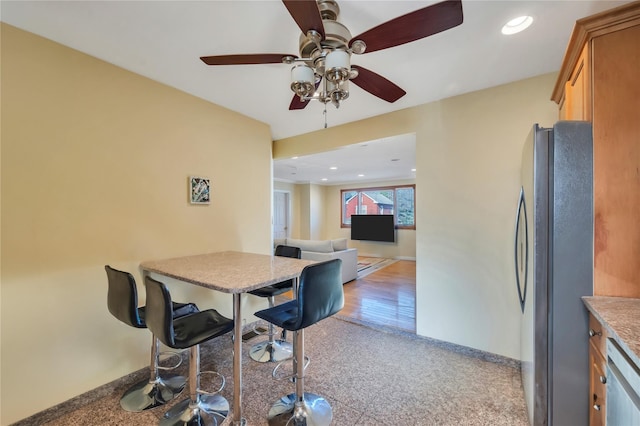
[332,238,348,251]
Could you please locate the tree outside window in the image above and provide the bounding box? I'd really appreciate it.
[341,185,415,229]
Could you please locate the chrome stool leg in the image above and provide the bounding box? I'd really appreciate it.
[120,336,186,412]
[267,329,332,426]
[159,344,228,426]
[249,296,293,363]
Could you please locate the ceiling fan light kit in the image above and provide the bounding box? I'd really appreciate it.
[200,0,463,112]
[290,48,351,108]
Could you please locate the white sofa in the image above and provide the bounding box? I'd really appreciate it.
[274,238,358,284]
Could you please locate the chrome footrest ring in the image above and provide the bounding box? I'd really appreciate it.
[271,355,310,381]
[197,370,226,396]
[157,350,183,371]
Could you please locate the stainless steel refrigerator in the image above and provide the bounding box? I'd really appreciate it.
[515,121,593,425]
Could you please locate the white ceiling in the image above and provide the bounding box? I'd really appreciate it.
[274,133,416,185]
[1,0,629,184]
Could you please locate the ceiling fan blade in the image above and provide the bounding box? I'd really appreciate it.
[282,0,325,39]
[289,78,322,110]
[200,54,296,66]
[349,0,463,54]
[289,94,311,110]
[351,66,406,103]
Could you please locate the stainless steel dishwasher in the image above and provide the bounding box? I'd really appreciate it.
[607,339,640,425]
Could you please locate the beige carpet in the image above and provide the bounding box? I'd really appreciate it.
[23,316,527,426]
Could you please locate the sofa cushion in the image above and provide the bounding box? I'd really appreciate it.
[286,238,333,253]
[301,248,358,284]
[331,238,348,251]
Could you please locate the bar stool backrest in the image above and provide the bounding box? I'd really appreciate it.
[105,265,145,329]
[144,277,178,348]
[275,244,302,259]
[273,245,302,290]
[296,259,344,330]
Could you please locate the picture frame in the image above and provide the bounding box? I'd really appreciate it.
[189,176,210,204]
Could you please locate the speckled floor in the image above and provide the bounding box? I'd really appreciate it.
[17,317,528,426]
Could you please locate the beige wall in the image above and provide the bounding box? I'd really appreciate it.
[309,184,326,240]
[298,184,311,239]
[274,73,558,360]
[273,181,300,239]
[1,24,273,424]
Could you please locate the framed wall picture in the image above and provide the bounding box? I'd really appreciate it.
[189,176,210,204]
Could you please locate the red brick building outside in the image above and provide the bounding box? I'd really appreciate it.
[344,192,394,222]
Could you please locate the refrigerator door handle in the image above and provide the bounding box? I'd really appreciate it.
[514,186,528,313]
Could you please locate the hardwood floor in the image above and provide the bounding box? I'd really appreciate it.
[341,259,416,333]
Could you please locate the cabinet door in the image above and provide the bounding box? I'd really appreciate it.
[590,342,607,426]
[589,313,608,426]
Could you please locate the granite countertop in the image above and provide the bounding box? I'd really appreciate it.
[141,251,316,293]
[582,296,640,368]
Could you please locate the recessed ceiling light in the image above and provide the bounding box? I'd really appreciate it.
[321,178,328,181]
[291,156,298,159]
[411,168,416,172]
[502,16,533,35]
[358,174,365,177]
[330,166,337,170]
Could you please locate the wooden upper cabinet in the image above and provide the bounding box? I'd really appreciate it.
[592,23,640,298]
[552,2,640,299]
[552,2,640,114]
[560,43,590,121]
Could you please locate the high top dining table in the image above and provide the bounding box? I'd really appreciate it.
[141,251,315,426]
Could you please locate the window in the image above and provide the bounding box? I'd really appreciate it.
[341,185,415,229]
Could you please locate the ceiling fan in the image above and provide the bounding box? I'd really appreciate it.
[200,0,463,111]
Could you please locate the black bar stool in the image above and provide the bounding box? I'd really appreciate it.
[255,259,344,426]
[144,276,234,426]
[105,266,199,412]
[248,245,301,363]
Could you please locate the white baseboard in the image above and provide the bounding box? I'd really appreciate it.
[394,256,416,261]
[357,254,416,261]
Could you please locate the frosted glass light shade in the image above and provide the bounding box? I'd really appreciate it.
[291,64,315,97]
[325,50,350,83]
[326,50,349,70]
[291,64,314,84]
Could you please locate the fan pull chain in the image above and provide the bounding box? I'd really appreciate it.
[324,103,328,129]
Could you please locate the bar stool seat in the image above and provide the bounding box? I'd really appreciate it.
[145,276,234,426]
[255,259,344,426]
[248,245,301,363]
[105,266,199,412]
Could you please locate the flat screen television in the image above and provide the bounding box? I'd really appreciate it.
[350,214,396,243]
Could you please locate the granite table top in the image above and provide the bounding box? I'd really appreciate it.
[582,296,640,368]
[141,250,316,294]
